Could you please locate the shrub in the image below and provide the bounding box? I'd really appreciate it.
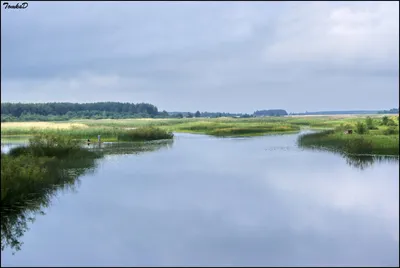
[387,119,397,126]
[383,127,398,135]
[365,117,377,130]
[382,116,389,125]
[355,122,368,134]
[335,123,354,132]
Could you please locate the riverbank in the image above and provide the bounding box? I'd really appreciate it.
[297,116,399,156]
[1,115,377,138]
[1,135,102,209]
[1,125,173,142]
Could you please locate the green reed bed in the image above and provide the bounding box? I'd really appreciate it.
[2,115,393,139]
[160,120,301,137]
[1,135,102,209]
[1,126,174,142]
[117,127,174,141]
[298,129,399,155]
[1,137,100,253]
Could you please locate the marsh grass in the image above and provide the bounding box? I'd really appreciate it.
[298,128,399,155]
[117,127,174,141]
[160,120,300,136]
[1,125,174,142]
[7,134,100,159]
[1,115,396,138]
[1,134,174,253]
[1,134,102,253]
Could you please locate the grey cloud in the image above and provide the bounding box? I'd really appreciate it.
[1,1,398,112]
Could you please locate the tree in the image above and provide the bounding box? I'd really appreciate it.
[382,116,389,125]
[365,116,374,129]
[355,122,368,134]
[195,111,201,118]
[187,112,194,118]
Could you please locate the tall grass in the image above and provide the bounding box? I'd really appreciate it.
[298,129,399,155]
[1,135,102,207]
[7,134,100,159]
[117,127,173,141]
[162,120,300,136]
[1,115,395,138]
[1,126,174,142]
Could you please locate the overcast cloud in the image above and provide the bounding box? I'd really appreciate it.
[1,1,399,113]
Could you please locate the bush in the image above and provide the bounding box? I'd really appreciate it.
[387,119,397,126]
[383,127,398,135]
[382,116,389,125]
[335,124,353,131]
[355,122,368,134]
[365,117,377,130]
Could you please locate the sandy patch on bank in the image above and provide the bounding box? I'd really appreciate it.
[1,122,89,130]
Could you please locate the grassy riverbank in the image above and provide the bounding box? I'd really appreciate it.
[1,134,175,253]
[1,134,103,252]
[1,115,397,140]
[1,115,377,139]
[1,135,102,209]
[1,123,174,142]
[298,116,399,156]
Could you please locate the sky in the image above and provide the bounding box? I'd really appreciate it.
[1,1,399,113]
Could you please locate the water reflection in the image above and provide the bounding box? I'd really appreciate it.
[298,146,399,170]
[1,156,99,254]
[87,140,174,155]
[0,140,173,255]
[344,154,399,170]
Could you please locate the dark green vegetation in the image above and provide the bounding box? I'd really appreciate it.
[1,135,102,208]
[1,135,101,252]
[116,127,174,141]
[1,102,288,122]
[2,102,397,122]
[343,154,399,170]
[1,102,252,122]
[1,102,159,122]
[378,108,399,114]
[1,135,173,253]
[253,109,288,116]
[298,116,399,156]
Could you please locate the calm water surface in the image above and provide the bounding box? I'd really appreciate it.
[1,133,399,266]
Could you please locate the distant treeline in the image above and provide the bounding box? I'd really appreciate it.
[2,102,397,122]
[1,102,160,122]
[291,108,399,116]
[377,108,399,114]
[253,109,288,117]
[0,102,257,122]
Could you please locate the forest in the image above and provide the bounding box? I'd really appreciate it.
[0,102,259,122]
[1,102,160,122]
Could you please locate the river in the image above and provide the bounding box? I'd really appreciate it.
[1,132,399,266]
